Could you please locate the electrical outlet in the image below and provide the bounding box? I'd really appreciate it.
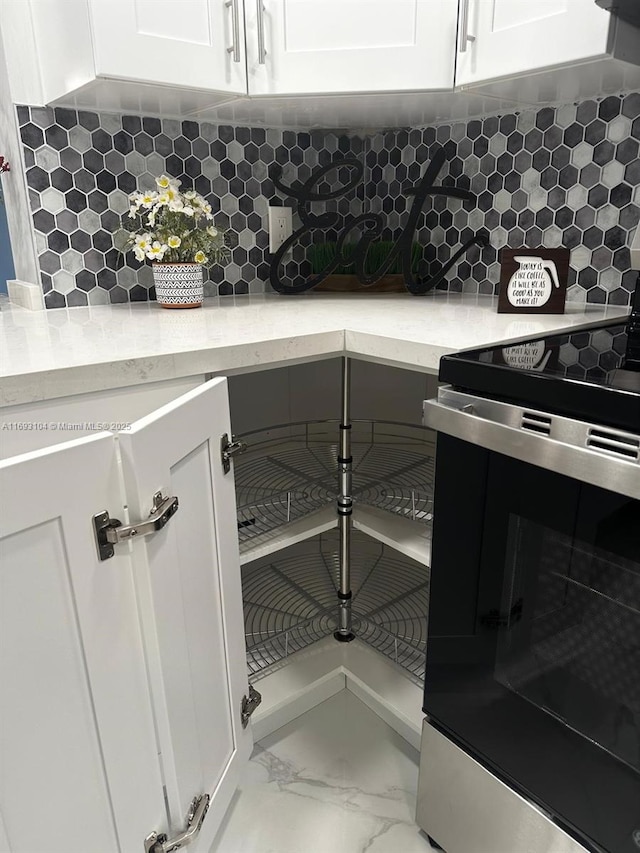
[268,206,293,254]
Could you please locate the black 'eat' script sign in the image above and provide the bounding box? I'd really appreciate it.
[268,145,490,295]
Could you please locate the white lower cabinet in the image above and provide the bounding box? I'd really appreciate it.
[0,378,252,853]
[1,433,160,853]
[0,360,434,852]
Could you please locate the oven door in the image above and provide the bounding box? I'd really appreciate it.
[423,390,640,853]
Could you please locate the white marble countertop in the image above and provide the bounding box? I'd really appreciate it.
[0,292,629,406]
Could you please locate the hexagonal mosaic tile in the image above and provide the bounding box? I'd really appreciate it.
[17,91,640,308]
[366,92,639,305]
[18,104,354,307]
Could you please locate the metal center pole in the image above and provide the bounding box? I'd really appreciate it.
[335,356,355,642]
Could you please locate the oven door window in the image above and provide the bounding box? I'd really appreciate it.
[496,514,640,774]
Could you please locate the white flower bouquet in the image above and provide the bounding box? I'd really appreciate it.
[124,174,228,266]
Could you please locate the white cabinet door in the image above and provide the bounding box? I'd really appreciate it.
[117,377,252,850]
[455,0,611,86]
[0,378,251,853]
[0,434,164,853]
[88,0,248,94]
[245,0,458,95]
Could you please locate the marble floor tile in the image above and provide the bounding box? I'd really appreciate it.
[211,689,436,853]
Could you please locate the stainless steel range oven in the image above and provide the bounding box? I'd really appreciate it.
[416,311,640,853]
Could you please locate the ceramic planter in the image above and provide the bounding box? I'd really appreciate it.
[152,263,204,308]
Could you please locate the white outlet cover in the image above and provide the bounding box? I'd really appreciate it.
[268,206,293,254]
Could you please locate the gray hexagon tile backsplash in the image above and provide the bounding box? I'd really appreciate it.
[365,94,639,307]
[17,93,640,308]
[18,105,360,308]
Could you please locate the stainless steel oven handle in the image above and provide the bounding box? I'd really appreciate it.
[423,397,640,500]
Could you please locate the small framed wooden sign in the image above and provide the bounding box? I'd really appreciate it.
[497,247,570,314]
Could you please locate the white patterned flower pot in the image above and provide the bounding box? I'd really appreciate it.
[152,263,204,309]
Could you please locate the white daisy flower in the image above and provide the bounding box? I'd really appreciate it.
[134,233,153,250]
[147,241,169,260]
[184,190,197,200]
[206,226,218,237]
[194,250,207,264]
[183,205,195,217]
[167,235,181,248]
[156,174,181,189]
[134,246,146,262]
[140,191,158,208]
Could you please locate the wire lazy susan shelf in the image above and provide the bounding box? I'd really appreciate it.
[235,420,434,684]
[242,530,429,685]
[234,419,436,552]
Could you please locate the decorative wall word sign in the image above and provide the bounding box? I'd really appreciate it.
[498,247,570,314]
[269,146,489,295]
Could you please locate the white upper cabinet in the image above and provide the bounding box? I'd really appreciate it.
[244,0,459,95]
[3,0,635,125]
[0,378,252,852]
[455,0,613,87]
[89,0,248,93]
[1,0,247,108]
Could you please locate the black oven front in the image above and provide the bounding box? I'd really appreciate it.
[421,388,640,853]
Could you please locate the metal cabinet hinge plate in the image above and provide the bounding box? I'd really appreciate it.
[144,793,210,853]
[93,490,179,561]
[241,684,262,728]
[221,433,247,474]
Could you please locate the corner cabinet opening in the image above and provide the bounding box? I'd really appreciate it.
[228,358,436,693]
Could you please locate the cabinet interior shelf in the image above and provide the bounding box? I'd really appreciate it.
[236,420,433,683]
[235,419,435,558]
[242,530,429,685]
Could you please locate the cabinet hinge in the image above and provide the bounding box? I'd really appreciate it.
[241,684,262,728]
[93,491,179,561]
[220,433,247,474]
[144,793,209,853]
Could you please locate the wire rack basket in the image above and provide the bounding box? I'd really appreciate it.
[235,420,435,554]
[242,530,429,685]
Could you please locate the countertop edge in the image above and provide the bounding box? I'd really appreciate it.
[0,330,347,407]
[0,296,630,407]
